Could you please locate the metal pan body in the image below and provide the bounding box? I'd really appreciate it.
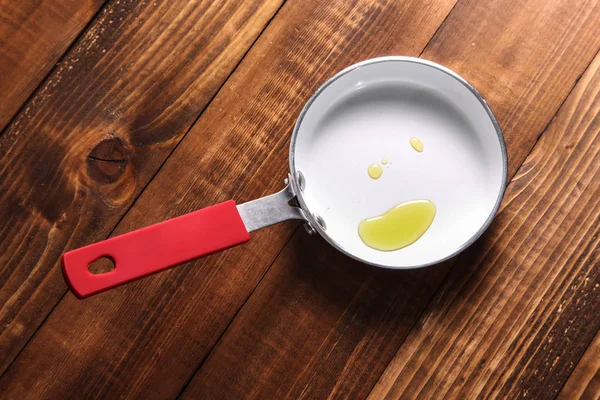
[289,57,507,268]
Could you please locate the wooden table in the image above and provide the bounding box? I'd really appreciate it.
[1,0,599,398]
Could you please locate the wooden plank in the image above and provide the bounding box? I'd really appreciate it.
[0,0,459,397]
[558,329,600,400]
[421,0,600,177]
[0,0,106,132]
[369,52,600,399]
[179,1,600,399]
[0,0,284,376]
[184,236,457,399]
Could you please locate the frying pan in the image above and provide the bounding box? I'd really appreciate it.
[62,57,508,298]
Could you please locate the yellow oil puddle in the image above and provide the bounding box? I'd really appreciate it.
[358,200,436,251]
[410,137,423,152]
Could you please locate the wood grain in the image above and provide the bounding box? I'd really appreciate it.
[0,0,105,132]
[0,0,460,398]
[558,328,600,400]
[180,0,600,398]
[0,0,283,376]
[183,235,457,399]
[369,51,600,400]
[2,0,600,399]
[420,0,600,177]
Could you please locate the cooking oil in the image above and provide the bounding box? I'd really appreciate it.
[358,200,436,251]
[367,163,383,179]
[410,137,423,152]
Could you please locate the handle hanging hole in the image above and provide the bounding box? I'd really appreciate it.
[88,256,115,275]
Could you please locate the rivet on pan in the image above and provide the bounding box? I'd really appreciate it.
[284,177,289,185]
[296,171,306,191]
[313,213,326,230]
[303,222,316,235]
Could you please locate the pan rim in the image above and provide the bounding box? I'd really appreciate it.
[289,56,508,269]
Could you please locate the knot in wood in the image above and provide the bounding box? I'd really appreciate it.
[86,137,129,184]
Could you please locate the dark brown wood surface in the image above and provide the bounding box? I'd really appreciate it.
[1,0,599,398]
[559,330,600,400]
[0,0,283,377]
[183,0,600,397]
[0,0,106,132]
[369,50,600,400]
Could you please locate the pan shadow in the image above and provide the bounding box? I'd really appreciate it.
[242,220,503,396]
[258,229,459,394]
[280,223,499,346]
[283,230,451,334]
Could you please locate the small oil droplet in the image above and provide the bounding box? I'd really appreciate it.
[410,137,424,152]
[381,157,388,165]
[368,163,383,179]
[358,200,436,251]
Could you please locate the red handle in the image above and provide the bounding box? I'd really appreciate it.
[61,200,249,298]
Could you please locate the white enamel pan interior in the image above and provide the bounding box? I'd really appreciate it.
[290,57,507,268]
